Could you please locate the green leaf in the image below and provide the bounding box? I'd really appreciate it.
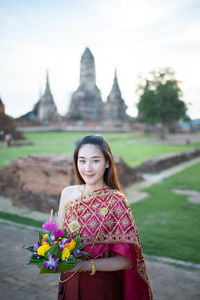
[39,262,76,274]
[76,252,90,258]
[65,256,76,264]
[28,256,45,265]
[23,246,35,253]
[44,242,62,259]
[74,236,82,248]
[62,229,68,238]
[39,230,44,244]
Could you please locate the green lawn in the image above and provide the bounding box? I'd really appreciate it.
[1,131,200,167]
[0,211,43,228]
[131,162,200,263]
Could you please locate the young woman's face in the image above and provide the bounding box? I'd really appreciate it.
[77,144,108,187]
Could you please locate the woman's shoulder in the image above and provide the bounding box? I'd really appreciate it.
[112,189,129,206]
[62,184,81,193]
[61,185,83,203]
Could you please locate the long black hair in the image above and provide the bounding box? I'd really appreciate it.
[73,135,123,193]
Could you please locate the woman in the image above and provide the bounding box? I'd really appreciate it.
[57,135,152,300]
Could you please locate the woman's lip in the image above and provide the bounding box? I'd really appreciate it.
[84,174,95,177]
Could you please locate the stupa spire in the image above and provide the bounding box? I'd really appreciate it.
[45,70,50,94]
[108,68,122,99]
[37,71,58,123]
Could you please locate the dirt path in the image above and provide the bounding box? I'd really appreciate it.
[127,133,200,145]
[125,157,200,203]
[0,220,200,300]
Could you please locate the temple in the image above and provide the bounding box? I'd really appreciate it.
[66,48,104,121]
[37,72,58,123]
[17,48,128,127]
[105,69,127,121]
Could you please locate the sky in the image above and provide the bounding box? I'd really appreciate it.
[0,0,200,119]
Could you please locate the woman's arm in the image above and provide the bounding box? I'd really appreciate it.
[57,189,66,229]
[58,187,71,229]
[69,254,133,273]
[58,185,82,228]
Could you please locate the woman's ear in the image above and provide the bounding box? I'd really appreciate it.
[106,161,109,168]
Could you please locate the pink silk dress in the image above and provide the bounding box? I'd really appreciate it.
[57,187,153,300]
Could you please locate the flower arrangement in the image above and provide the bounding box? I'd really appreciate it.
[24,209,88,274]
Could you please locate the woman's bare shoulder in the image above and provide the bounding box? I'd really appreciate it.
[61,185,83,203]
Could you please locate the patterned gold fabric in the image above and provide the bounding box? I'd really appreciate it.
[63,187,152,296]
[64,188,139,245]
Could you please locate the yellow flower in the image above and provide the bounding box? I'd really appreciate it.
[37,244,50,256]
[66,240,76,251]
[41,234,49,245]
[43,234,49,239]
[61,247,70,261]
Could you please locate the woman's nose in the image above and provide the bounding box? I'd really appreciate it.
[85,162,93,171]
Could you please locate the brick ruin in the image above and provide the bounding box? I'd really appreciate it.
[0,154,142,212]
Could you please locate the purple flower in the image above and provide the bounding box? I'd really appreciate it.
[49,233,56,244]
[52,229,65,238]
[63,238,72,244]
[74,249,81,256]
[33,242,40,251]
[59,244,64,251]
[43,253,60,271]
[42,221,57,231]
[30,241,40,252]
[59,238,72,251]
[73,249,85,256]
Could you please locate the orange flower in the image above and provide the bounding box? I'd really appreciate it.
[65,239,76,251]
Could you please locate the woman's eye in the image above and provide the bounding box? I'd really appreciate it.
[79,160,85,163]
[93,160,100,163]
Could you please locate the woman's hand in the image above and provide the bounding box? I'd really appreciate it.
[66,254,133,273]
[67,259,90,273]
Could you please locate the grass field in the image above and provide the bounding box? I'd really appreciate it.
[0,211,43,228]
[131,162,200,263]
[1,131,200,167]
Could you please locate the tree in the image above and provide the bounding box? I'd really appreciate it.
[137,68,188,139]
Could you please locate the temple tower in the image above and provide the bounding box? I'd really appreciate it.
[80,47,96,90]
[66,48,104,121]
[37,72,58,123]
[105,69,127,120]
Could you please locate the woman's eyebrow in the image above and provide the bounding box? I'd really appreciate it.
[78,155,102,159]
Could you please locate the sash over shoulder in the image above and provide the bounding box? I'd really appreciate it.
[63,187,153,300]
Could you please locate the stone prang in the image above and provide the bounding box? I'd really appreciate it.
[37,72,58,124]
[105,69,127,121]
[80,47,96,90]
[66,48,104,121]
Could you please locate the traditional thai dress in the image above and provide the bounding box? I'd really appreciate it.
[57,187,153,300]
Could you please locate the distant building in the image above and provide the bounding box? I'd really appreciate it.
[37,72,58,124]
[105,69,127,121]
[18,48,129,127]
[17,72,59,125]
[66,48,104,121]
